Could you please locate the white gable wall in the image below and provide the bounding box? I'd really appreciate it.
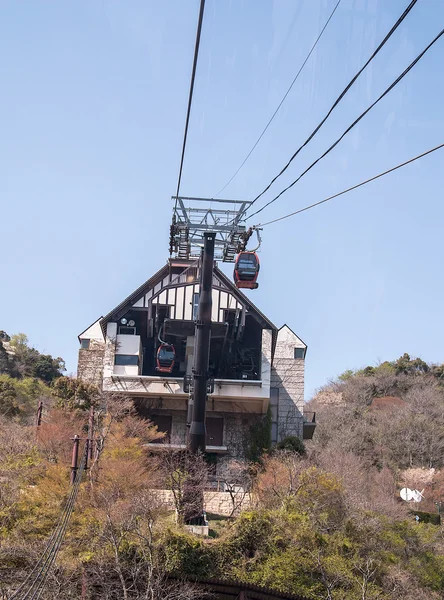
[79,319,104,341]
[150,284,243,323]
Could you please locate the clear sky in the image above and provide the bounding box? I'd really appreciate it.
[1,0,443,399]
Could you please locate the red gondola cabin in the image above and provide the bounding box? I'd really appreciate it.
[233,252,260,290]
[156,344,175,373]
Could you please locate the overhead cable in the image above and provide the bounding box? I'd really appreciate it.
[174,0,206,210]
[247,26,444,220]
[10,446,88,600]
[213,0,342,197]
[240,0,418,219]
[256,142,444,227]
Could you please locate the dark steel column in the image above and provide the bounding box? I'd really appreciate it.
[189,232,215,454]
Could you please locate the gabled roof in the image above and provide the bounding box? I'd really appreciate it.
[279,324,308,350]
[89,261,278,344]
[78,318,104,342]
[99,263,170,335]
[214,266,277,332]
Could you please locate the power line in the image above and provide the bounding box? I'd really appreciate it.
[256,142,444,227]
[213,0,342,198]
[10,446,88,600]
[174,0,206,209]
[238,0,418,220]
[247,26,444,221]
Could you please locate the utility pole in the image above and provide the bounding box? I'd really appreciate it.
[88,405,95,461]
[70,435,80,485]
[35,400,43,428]
[189,231,215,453]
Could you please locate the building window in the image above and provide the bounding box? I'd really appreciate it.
[206,417,224,446]
[192,293,199,320]
[118,326,136,335]
[114,355,139,366]
[294,347,306,360]
[80,339,90,349]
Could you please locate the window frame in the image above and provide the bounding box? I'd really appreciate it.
[114,354,139,366]
[118,326,136,335]
[80,339,90,349]
[294,347,306,360]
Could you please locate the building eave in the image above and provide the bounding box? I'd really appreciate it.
[279,323,308,351]
[77,317,104,343]
[214,266,278,360]
[99,263,171,337]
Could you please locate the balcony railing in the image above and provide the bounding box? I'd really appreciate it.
[302,411,316,440]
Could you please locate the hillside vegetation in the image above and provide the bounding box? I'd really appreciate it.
[1,336,444,599]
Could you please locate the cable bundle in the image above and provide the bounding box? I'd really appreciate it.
[9,445,88,600]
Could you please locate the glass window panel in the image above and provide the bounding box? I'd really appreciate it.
[115,355,139,366]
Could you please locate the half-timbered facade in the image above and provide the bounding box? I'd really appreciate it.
[77,259,312,471]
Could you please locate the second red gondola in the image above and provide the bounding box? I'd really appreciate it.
[156,343,176,373]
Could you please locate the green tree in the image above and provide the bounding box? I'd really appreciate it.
[0,343,11,375]
[52,376,99,410]
[0,379,20,417]
[32,354,65,383]
[9,333,29,350]
[246,406,272,463]
[275,436,306,456]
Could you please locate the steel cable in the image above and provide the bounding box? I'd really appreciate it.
[10,447,87,600]
[213,0,342,197]
[235,0,419,222]
[174,0,206,210]
[247,26,444,221]
[255,142,444,227]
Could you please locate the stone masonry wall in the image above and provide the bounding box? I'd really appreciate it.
[77,340,105,387]
[271,360,304,439]
[154,489,251,517]
[271,326,305,440]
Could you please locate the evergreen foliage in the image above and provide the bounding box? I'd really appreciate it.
[246,405,272,463]
[275,435,306,455]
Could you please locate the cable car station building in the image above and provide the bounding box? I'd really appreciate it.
[77,259,313,469]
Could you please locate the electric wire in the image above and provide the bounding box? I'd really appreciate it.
[255,142,444,227]
[24,452,87,600]
[213,0,342,198]
[10,446,87,600]
[247,26,444,221]
[9,479,79,599]
[174,0,206,212]
[236,0,418,221]
[21,452,86,600]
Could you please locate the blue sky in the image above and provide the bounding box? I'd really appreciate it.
[1,0,443,399]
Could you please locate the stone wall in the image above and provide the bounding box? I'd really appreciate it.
[154,489,251,517]
[271,326,305,440]
[77,340,105,387]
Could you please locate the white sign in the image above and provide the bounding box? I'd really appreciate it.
[400,487,424,503]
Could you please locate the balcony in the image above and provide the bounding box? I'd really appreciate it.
[102,374,270,414]
[145,442,229,454]
[302,411,316,440]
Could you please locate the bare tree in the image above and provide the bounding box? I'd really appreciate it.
[154,449,209,524]
[217,459,251,517]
